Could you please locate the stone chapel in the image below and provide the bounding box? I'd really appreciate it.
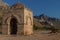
[0,0,33,35]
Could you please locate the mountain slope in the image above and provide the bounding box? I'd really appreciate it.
[33,14,60,29]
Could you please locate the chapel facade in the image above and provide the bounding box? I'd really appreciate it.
[0,0,33,35]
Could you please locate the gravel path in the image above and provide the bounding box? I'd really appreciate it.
[0,30,60,40]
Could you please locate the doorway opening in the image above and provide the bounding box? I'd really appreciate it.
[10,17,17,35]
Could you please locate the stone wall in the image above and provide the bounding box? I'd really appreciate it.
[1,3,33,35]
[24,7,33,35]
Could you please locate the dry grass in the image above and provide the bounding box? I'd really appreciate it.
[0,30,60,40]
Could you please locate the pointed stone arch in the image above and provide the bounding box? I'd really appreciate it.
[5,15,20,35]
[10,16,17,35]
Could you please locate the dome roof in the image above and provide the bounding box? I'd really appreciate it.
[0,0,8,6]
[0,0,9,9]
[11,2,24,8]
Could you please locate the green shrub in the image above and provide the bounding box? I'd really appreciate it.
[33,25,60,33]
[33,25,38,30]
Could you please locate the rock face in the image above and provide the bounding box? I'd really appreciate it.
[34,14,60,29]
[0,1,33,35]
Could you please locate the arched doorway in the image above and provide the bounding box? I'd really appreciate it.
[10,17,17,35]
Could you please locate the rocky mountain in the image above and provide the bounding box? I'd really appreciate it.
[33,14,60,29]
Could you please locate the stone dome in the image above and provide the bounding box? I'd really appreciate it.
[0,0,8,6]
[11,2,24,8]
[0,0,9,9]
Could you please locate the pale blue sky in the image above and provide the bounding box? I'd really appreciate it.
[3,0,60,18]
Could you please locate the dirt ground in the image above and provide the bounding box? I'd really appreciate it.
[0,30,60,40]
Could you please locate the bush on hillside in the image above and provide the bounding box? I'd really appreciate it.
[33,25,60,33]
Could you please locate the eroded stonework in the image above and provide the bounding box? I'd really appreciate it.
[0,1,33,35]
